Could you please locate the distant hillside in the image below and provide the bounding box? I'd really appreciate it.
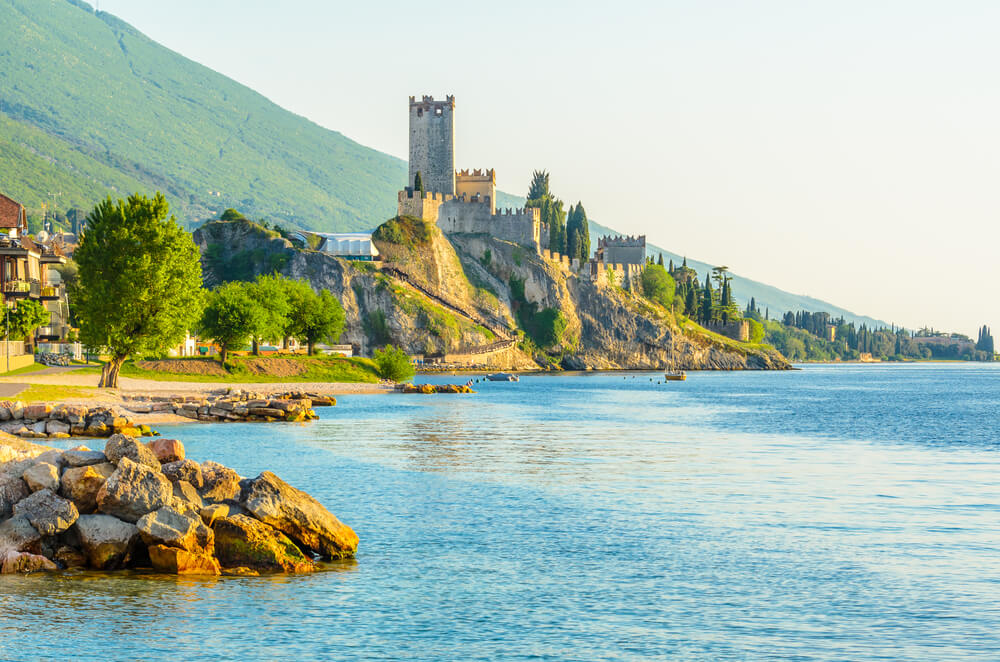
[0,0,406,231]
[588,222,890,329]
[0,0,884,327]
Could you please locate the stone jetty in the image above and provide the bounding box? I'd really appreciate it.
[0,434,358,575]
[0,390,337,440]
[395,383,475,394]
[120,389,333,423]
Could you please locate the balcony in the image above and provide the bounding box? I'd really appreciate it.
[39,283,64,301]
[3,279,40,299]
[35,324,68,342]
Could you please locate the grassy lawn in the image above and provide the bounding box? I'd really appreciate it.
[119,354,381,383]
[0,384,98,402]
[0,362,50,377]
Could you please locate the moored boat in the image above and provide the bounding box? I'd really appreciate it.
[486,372,519,382]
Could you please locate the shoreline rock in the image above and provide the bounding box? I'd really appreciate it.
[0,433,357,576]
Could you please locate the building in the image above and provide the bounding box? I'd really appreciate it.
[0,193,71,368]
[595,235,646,265]
[398,95,545,251]
[312,233,380,261]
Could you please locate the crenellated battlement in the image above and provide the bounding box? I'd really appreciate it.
[456,168,495,180]
[598,234,646,249]
[410,94,456,109]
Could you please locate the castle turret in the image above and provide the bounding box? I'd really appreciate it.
[409,95,455,195]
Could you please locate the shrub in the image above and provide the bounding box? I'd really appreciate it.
[747,319,765,344]
[373,345,415,382]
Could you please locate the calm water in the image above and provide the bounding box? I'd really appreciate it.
[2,363,1000,660]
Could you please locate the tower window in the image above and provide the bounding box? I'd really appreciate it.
[417,108,423,117]
[435,107,442,116]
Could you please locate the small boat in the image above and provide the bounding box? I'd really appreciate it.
[486,372,519,382]
[664,371,687,381]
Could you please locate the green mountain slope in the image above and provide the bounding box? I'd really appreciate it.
[1,0,884,327]
[0,0,405,230]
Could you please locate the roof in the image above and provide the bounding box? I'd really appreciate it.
[0,193,26,230]
[316,233,379,257]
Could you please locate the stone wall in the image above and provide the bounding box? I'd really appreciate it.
[707,320,751,343]
[437,200,542,250]
[408,95,455,194]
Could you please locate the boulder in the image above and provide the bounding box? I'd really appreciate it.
[23,404,53,421]
[0,474,30,519]
[96,457,173,523]
[0,515,42,553]
[7,401,24,420]
[212,514,314,573]
[53,545,87,568]
[60,463,115,513]
[199,461,242,503]
[22,462,60,493]
[242,471,358,559]
[172,480,203,508]
[147,544,221,575]
[0,549,58,574]
[45,420,71,436]
[146,438,184,463]
[13,488,79,536]
[104,434,160,469]
[137,506,212,554]
[199,503,229,527]
[161,459,203,489]
[64,450,108,468]
[75,514,140,570]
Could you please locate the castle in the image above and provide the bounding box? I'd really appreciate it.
[398,95,545,250]
[397,95,646,287]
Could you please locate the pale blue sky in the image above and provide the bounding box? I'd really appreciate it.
[98,0,999,334]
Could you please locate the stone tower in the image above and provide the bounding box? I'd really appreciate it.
[408,95,455,195]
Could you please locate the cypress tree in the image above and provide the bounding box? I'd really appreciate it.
[668,258,673,271]
[413,171,424,193]
[701,279,713,324]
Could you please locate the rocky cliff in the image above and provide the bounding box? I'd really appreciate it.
[193,219,789,370]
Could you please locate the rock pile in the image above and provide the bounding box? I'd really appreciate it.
[0,434,358,575]
[395,383,475,394]
[121,390,334,423]
[0,403,151,440]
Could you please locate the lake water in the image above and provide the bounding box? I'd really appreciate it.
[2,363,1000,660]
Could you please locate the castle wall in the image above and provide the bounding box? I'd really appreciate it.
[603,244,645,266]
[409,96,455,195]
[397,189,451,223]
[437,201,542,250]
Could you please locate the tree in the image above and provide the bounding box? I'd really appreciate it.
[284,281,346,355]
[220,208,245,221]
[373,345,415,382]
[199,281,264,364]
[747,318,765,344]
[2,300,50,347]
[527,170,550,200]
[659,254,665,267]
[73,193,204,388]
[413,171,424,193]
[684,285,698,318]
[641,264,675,309]
[247,274,292,353]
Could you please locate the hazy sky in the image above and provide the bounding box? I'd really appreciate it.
[98,0,999,335]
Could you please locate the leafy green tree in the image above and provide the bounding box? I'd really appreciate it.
[247,274,292,353]
[373,344,415,382]
[747,318,765,344]
[565,202,591,262]
[526,170,567,254]
[2,299,50,347]
[284,280,346,355]
[200,281,264,364]
[641,264,676,309]
[684,284,698,317]
[220,208,245,221]
[73,193,204,387]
